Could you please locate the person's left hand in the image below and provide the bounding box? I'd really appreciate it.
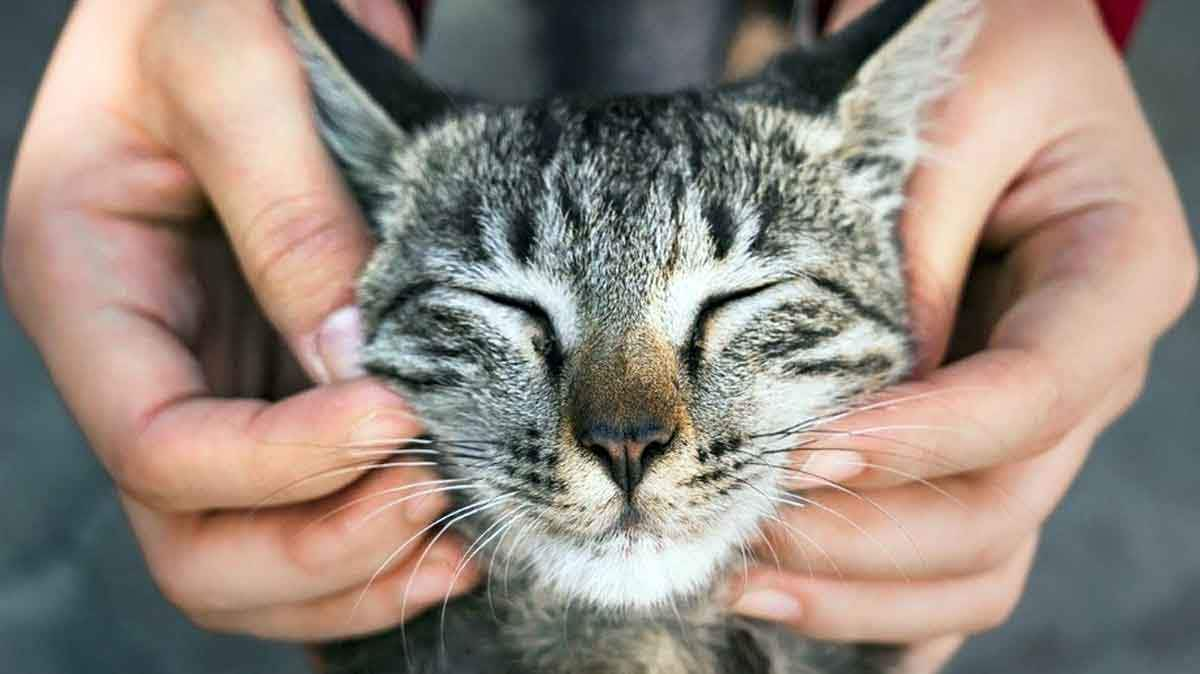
[726,2,1198,672]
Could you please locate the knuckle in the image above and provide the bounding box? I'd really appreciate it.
[144,547,202,614]
[965,578,1024,634]
[973,592,1020,633]
[280,509,350,579]
[970,545,1036,633]
[112,431,189,511]
[1118,361,1151,411]
[110,443,169,507]
[966,528,1025,574]
[0,202,48,322]
[186,610,230,633]
[1143,211,1198,326]
[239,195,358,303]
[1173,239,1199,317]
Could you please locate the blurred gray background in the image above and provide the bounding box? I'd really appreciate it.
[1,1,1197,673]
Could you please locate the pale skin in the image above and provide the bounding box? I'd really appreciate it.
[2,1,1195,673]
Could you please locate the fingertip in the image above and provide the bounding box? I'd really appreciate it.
[731,588,805,624]
[340,382,422,444]
[727,568,807,625]
[399,538,482,616]
[799,450,867,487]
[338,0,420,59]
[314,305,367,384]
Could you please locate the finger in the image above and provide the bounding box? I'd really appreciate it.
[9,200,415,514]
[790,336,1152,489]
[124,377,422,511]
[901,0,1147,371]
[196,533,479,640]
[763,362,1144,580]
[130,460,476,613]
[833,0,1189,373]
[782,2,1181,487]
[143,0,374,383]
[732,535,1038,642]
[336,0,420,59]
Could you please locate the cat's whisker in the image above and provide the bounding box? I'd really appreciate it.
[737,540,752,591]
[349,483,489,533]
[760,509,841,580]
[810,423,966,437]
[300,479,476,536]
[559,584,574,646]
[762,442,966,476]
[395,495,515,669]
[486,509,529,622]
[804,427,967,472]
[752,385,998,441]
[740,478,823,578]
[250,458,441,514]
[764,431,1027,528]
[768,490,908,582]
[782,460,967,510]
[766,462,927,575]
[502,516,542,604]
[836,385,998,417]
[754,522,784,573]
[665,574,687,638]
[342,447,438,456]
[264,437,430,453]
[439,504,528,660]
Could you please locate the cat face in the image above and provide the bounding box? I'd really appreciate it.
[283,0,977,610]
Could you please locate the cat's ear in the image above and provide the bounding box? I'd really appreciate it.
[758,0,979,153]
[279,0,461,206]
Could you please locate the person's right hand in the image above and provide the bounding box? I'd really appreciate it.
[2,0,479,640]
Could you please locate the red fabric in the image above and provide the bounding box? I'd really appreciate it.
[816,0,1147,51]
[1096,0,1147,49]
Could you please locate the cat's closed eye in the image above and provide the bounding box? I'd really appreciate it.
[467,290,564,371]
[686,280,789,368]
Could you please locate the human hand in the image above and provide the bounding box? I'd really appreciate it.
[2,0,477,641]
[728,1,1197,671]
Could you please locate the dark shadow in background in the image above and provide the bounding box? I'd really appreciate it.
[1,2,1196,672]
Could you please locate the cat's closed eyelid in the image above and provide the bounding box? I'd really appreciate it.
[461,289,565,367]
[682,280,793,370]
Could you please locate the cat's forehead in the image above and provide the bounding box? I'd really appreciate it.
[379,95,853,289]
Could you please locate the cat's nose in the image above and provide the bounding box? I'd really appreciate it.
[580,424,674,494]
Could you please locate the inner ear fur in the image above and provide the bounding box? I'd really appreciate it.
[737,0,980,145]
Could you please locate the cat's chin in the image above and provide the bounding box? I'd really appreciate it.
[523,515,760,611]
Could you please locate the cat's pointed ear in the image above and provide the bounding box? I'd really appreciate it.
[279,0,461,206]
[759,0,979,151]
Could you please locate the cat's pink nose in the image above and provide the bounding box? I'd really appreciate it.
[580,424,674,494]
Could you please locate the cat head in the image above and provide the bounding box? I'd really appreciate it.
[282,0,978,610]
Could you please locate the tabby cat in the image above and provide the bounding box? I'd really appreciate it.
[280,0,979,671]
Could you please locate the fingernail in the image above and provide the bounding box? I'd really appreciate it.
[315,306,366,383]
[799,450,865,486]
[732,589,804,622]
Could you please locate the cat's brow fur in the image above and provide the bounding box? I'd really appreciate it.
[281,0,980,672]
